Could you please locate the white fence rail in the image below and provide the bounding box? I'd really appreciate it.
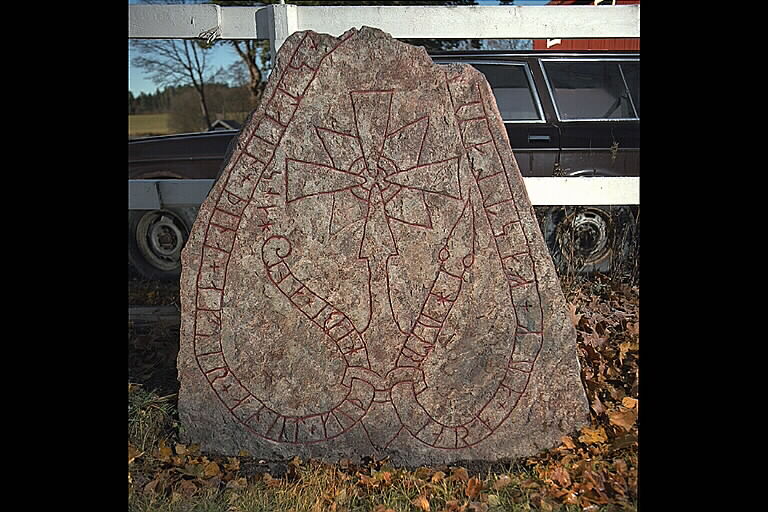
[129,4,640,55]
[128,4,640,208]
[129,177,639,210]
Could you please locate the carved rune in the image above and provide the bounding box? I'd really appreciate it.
[285,90,462,257]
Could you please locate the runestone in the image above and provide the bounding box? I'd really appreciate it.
[178,27,589,466]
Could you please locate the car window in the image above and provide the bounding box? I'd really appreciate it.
[472,63,541,121]
[619,61,640,117]
[542,60,639,120]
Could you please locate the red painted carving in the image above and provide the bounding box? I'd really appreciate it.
[190,34,545,450]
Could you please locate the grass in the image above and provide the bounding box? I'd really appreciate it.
[128,426,603,512]
[129,246,639,511]
[128,384,178,455]
[130,113,171,137]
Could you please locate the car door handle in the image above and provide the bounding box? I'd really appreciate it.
[528,135,551,142]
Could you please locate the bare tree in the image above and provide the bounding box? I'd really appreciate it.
[229,40,271,109]
[213,0,480,110]
[131,38,220,129]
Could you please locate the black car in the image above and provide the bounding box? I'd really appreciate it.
[129,50,639,281]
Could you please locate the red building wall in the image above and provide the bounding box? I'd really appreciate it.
[532,0,640,51]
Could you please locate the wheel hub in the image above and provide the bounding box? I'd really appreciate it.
[149,215,185,258]
[135,210,190,272]
[571,210,609,260]
[557,209,611,265]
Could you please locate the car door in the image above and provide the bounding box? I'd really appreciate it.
[469,61,560,177]
[539,57,640,177]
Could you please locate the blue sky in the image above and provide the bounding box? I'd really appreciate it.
[128,0,550,96]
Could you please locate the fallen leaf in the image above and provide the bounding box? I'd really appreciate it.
[225,477,248,489]
[431,470,445,483]
[177,479,197,497]
[443,500,466,512]
[611,433,637,450]
[263,473,281,488]
[608,407,638,431]
[465,477,483,498]
[358,473,378,488]
[449,467,469,482]
[175,443,188,456]
[144,478,161,494]
[411,494,430,511]
[550,466,571,488]
[622,397,638,409]
[493,474,513,490]
[128,444,143,464]
[590,393,606,416]
[468,502,488,512]
[372,505,395,512]
[224,457,241,471]
[578,426,608,445]
[487,494,500,506]
[567,302,582,327]
[560,436,576,450]
[181,463,204,478]
[157,440,173,462]
[203,461,220,478]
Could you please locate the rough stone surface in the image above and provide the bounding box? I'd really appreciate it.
[178,27,589,466]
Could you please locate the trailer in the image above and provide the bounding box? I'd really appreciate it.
[128,2,640,281]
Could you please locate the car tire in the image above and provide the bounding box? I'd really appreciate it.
[128,207,198,282]
[540,205,638,275]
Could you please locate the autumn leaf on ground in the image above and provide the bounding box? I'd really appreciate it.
[224,457,240,471]
[465,476,483,498]
[443,500,466,512]
[225,477,247,489]
[590,392,606,416]
[622,397,638,410]
[128,443,143,464]
[177,479,197,497]
[608,406,638,431]
[567,302,582,327]
[448,467,469,482]
[262,473,281,488]
[549,466,571,488]
[357,473,378,488]
[493,474,513,490]
[431,470,445,483]
[156,439,173,462]
[144,478,161,494]
[560,436,576,450]
[203,461,220,478]
[578,426,608,445]
[411,494,430,511]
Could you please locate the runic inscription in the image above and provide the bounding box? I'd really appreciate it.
[178,27,589,465]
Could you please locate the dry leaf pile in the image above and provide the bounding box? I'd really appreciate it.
[128,274,639,510]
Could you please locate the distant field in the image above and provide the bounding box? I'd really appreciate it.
[129,114,170,137]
